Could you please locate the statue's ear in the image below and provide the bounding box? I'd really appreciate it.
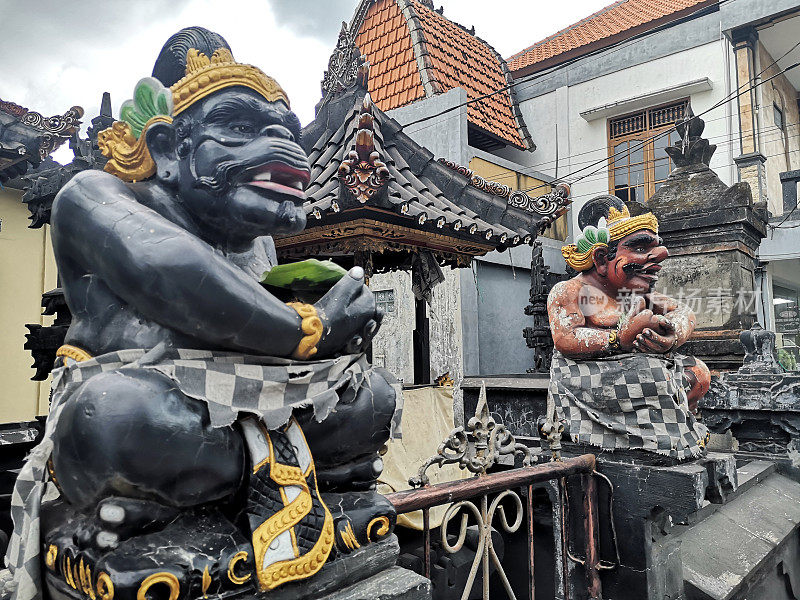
[592,246,610,276]
[145,121,179,187]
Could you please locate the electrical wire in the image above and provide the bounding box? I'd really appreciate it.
[476,113,791,183]
[521,57,800,194]
[396,0,737,132]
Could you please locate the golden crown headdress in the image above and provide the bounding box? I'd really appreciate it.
[561,204,659,272]
[99,48,289,182]
[172,48,289,114]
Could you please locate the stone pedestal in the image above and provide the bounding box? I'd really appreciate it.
[263,536,430,600]
[559,448,800,600]
[318,567,431,600]
[702,324,800,477]
[647,116,768,370]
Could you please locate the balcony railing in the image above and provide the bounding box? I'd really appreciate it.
[382,382,608,600]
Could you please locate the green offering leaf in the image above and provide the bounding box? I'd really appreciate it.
[262,259,348,291]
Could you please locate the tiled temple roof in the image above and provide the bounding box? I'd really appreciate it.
[276,81,569,269]
[508,0,715,76]
[342,0,531,150]
[306,92,527,243]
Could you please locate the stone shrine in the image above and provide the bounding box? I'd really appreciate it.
[647,112,769,370]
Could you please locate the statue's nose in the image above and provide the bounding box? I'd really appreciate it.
[651,244,669,262]
[261,123,295,141]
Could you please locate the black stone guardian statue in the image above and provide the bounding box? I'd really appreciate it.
[2,27,399,600]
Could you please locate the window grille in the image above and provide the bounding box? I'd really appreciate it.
[607,100,688,203]
[374,289,395,314]
[774,103,785,131]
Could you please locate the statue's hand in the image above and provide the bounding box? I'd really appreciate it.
[634,317,678,353]
[618,296,662,351]
[314,267,383,358]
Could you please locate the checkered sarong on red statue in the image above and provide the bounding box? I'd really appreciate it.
[549,351,707,460]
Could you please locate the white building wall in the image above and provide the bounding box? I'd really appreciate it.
[517,38,739,235]
[369,270,415,384]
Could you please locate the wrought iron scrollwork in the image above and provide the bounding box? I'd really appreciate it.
[410,381,535,487]
[440,491,525,600]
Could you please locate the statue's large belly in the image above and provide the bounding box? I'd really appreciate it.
[66,311,210,356]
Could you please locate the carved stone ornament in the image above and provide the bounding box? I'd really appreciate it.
[436,158,571,224]
[665,109,716,168]
[338,95,390,203]
[524,241,560,373]
[321,22,369,98]
[0,99,83,160]
[739,322,784,374]
[410,381,535,487]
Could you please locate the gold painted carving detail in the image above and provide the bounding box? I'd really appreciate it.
[96,572,114,600]
[45,545,57,570]
[136,572,180,600]
[172,49,289,115]
[339,522,361,550]
[98,117,172,183]
[251,422,335,591]
[227,551,251,585]
[286,303,323,360]
[201,566,211,597]
[366,516,391,542]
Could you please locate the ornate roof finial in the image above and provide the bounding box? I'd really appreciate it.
[321,22,369,99]
[665,108,716,168]
[338,94,389,204]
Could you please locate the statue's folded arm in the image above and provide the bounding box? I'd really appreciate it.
[51,170,303,356]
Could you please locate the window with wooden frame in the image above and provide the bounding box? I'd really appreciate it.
[608,100,688,204]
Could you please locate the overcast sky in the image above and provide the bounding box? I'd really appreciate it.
[1,0,611,163]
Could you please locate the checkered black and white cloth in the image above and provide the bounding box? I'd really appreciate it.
[2,345,401,600]
[549,351,707,461]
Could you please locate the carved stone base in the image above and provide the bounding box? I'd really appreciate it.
[317,566,431,600]
[42,496,406,600]
[266,535,404,600]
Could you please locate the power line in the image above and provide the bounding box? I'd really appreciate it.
[522,58,800,194]
[558,141,800,231]
[546,124,797,191]
[471,118,795,195]
[396,0,735,132]
[518,34,800,191]
[476,112,790,183]
[399,6,799,194]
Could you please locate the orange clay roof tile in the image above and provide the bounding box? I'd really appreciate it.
[508,0,713,72]
[355,0,427,114]
[412,1,524,147]
[354,0,526,149]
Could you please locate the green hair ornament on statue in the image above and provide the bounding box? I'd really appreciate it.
[119,77,174,138]
[574,217,610,253]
